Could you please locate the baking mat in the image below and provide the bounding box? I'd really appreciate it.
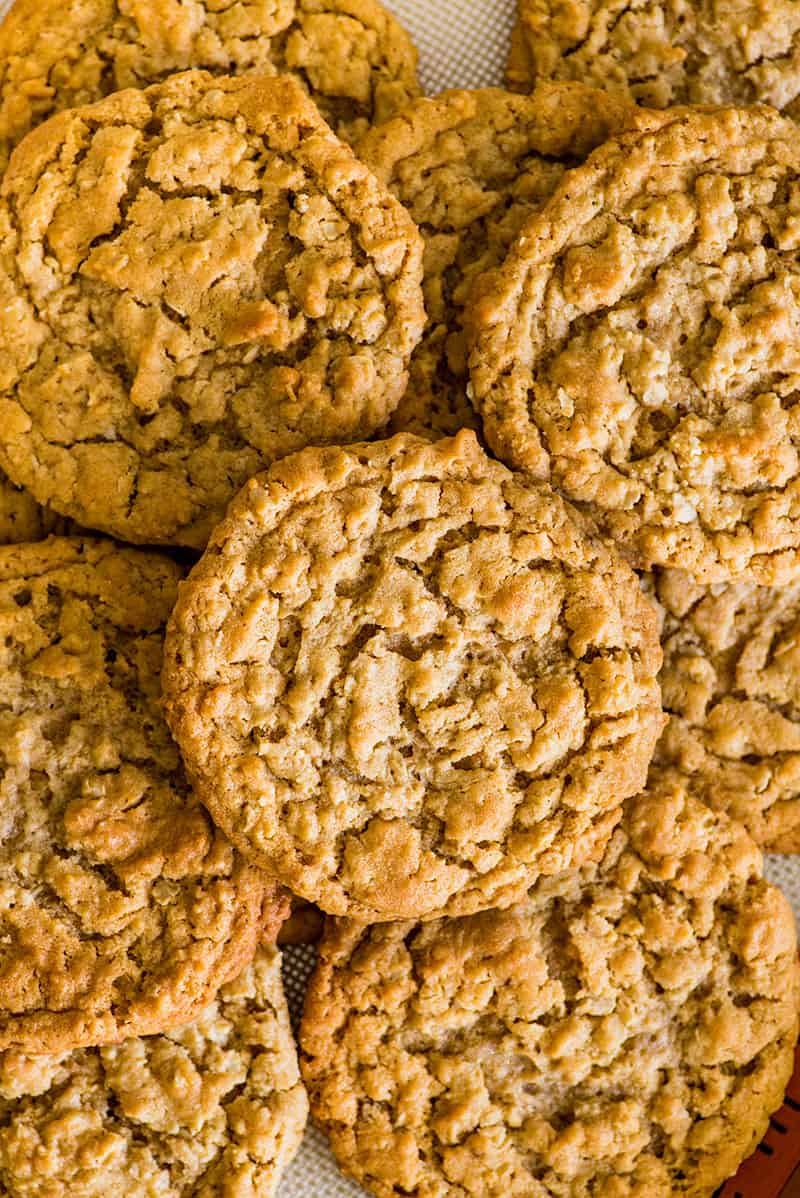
[0,0,799,1192]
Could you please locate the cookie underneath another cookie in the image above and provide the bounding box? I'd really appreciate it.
[652,568,800,850]
[359,83,633,440]
[163,431,663,921]
[0,944,308,1198]
[469,103,800,585]
[302,773,800,1198]
[0,70,425,547]
[0,538,282,1054]
[0,0,420,170]
[507,0,800,116]
[0,471,66,545]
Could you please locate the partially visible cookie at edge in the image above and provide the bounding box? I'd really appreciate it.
[358,83,634,440]
[652,567,800,849]
[301,772,800,1198]
[0,70,426,547]
[163,430,664,922]
[0,0,420,170]
[506,0,800,116]
[0,470,68,544]
[0,537,284,1053]
[0,944,308,1198]
[469,103,800,585]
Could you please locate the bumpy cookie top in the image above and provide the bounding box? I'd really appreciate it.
[469,105,800,585]
[0,471,65,544]
[0,537,280,1053]
[0,70,425,547]
[0,0,420,169]
[653,568,800,850]
[163,431,663,921]
[302,775,800,1198]
[359,84,633,440]
[507,0,800,115]
[0,945,308,1198]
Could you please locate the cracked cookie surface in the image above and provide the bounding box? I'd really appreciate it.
[0,537,281,1054]
[469,105,800,584]
[0,0,420,171]
[163,431,663,921]
[652,567,800,850]
[507,0,800,115]
[358,84,632,440]
[301,774,800,1198]
[0,944,308,1198]
[0,70,425,547]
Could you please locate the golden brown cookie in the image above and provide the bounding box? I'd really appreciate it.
[0,471,65,544]
[302,773,800,1198]
[0,70,425,547]
[163,431,664,921]
[652,567,800,849]
[0,0,420,171]
[0,944,308,1198]
[469,104,800,585]
[0,537,283,1053]
[358,83,633,440]
[507,0,800,116]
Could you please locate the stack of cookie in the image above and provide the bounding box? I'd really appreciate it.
[0,1,798,1196]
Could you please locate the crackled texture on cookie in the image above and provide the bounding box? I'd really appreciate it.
[0,537,281,1054]
[359,84,633,440]
[0,0,420,170]
[0,472,65,545]
[163,431,664,921]
[302,776,800,1198]
[652,567,800,849]
[469,105,800,585]
[0,945,308,1198]
[507,0,800,116]
[0,71,425,548]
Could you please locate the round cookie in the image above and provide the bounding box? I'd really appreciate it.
[359,84,633,440]
[0,537,283,1053]
[0,70,426,547]
[653,567,800,849]
[162,431,664,921]
[0,0,420,171]
[507,0,800,115]
[0,471,65,544]
[0,944,308,1198]
[469,104,800,585]
[301,774,800,1198]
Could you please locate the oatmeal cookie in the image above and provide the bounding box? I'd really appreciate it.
[0,537,282,1053]
[302,772,800,1198]
[0,0,419,171]
[653,567,800,848]
[0,471,65,544]
[358,83,632,440]
[0,70,425,547]
[0,944,308,1198]
[469,104,800,584]
[507,0,800,116]
[163,431,664,921]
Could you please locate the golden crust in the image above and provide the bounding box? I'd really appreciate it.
[302,773,800,1198]
[163,430,663,920]
[0,945,308,1198]
[359,83,634,441]
[0,70,426,547]
[0,536,283,1053]
[469,104,800,585]
[0,0,420,168]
